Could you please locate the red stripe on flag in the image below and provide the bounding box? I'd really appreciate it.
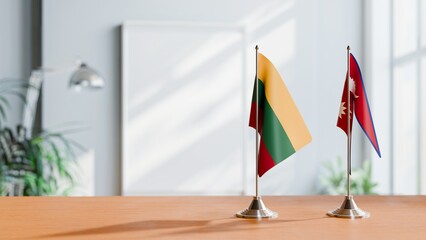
[249,101,263,134]
[258,139,276,177]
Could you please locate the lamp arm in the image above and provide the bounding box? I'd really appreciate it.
[22,71,43,137]
[22,64,76,136]
[22,61,104,136]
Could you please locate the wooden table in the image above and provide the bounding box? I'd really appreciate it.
[1,196,425,239]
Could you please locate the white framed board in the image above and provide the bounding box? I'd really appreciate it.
[121,21,248,195]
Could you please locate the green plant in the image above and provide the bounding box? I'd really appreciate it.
[0,78,81,196]
[0,125,82,196]
[319,156,378,195]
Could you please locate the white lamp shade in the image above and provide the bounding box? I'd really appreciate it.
[69,63,104,90]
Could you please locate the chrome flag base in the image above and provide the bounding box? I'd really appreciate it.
[327,195,370,219]
[236,196,278,219]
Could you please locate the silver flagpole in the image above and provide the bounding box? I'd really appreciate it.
[327,46,370,219]
[255,45,259,198]
[236,45,277,219]
[347,45,351,197]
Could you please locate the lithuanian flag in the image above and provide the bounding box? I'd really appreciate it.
[249,53,311,177]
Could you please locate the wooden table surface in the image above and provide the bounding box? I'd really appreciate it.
[1,195,425,240]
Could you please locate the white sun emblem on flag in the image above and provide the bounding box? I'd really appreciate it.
[339,102,346,119]
[339,102,352,119]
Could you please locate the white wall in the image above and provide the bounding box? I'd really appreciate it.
[365,0,426,195]
[0,0,31,127]
[42,0,364,195]
[364,0,392,194]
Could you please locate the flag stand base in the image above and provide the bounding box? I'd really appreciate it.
[236,196,278,219]
[327,195,370,219]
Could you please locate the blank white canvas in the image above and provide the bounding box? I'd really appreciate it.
[122,22,247,195]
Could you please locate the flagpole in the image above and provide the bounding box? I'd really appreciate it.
[326,46,369,218]
[346,45,351,197]
[255,45,259,198]
[236,45,277,219]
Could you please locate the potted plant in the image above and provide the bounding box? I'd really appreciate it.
[0,79,80,196]
[319,156,378,195]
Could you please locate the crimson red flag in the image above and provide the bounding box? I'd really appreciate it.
[337,53,381,157]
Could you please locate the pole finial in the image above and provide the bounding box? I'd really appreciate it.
[255,45,259,50]
[347,45,350,51]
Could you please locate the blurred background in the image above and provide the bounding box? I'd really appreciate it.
[0,0,424,196]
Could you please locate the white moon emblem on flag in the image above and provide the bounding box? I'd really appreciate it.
[349,76,359,98]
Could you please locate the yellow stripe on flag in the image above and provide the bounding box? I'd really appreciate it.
[257,53,311,150]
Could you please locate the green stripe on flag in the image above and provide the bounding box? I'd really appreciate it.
[252,78,296,164]
[262,88,296,163]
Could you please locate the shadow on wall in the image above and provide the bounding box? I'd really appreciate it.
[122,0,330,196]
